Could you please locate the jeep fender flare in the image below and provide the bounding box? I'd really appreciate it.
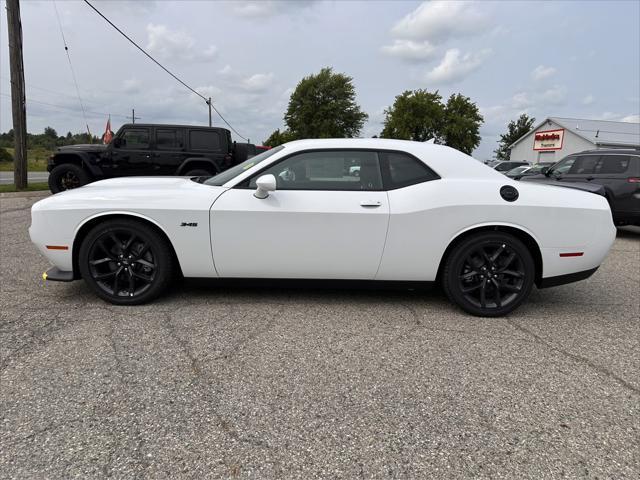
[175,157,221,175]
[52,152,103,177]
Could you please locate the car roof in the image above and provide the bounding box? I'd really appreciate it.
[118,123,230,131]
[280,138,503,180]
[571,148,640,155]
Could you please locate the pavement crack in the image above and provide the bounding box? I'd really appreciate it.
[163,311,202,381]
[0,312,64,373]
[507,318,640,396]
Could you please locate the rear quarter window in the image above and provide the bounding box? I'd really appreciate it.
[596,155,631,174]
[189,130,221,151]
[379,151,439,189]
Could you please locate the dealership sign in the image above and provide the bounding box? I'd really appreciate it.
[533,128,564,151]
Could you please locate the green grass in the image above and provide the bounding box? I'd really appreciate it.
[0,147,51,171]
[0,182,49,193]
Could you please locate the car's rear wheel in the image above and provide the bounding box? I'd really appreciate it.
[49,163,91,193]
[78,219,175,305]
[442,232,535,317]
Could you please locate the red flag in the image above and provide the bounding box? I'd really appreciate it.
[103,116,113,144]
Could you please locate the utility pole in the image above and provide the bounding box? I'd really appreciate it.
[207,97,212,127]
[6,0,27,189]
[131,108,140,124]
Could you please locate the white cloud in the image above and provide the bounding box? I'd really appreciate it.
[122,78,141,94]
[531,65,556,81]
[242,73,275,92]
[511,92,533,109]
[582,94,595,105]
[231,1,318,18]
[538,85,567,106]
[620,114,640,123]
[425,48,491,84]
[381,39,436,61]
[146,24,217,62]
[218,65,233,75]
[391,1,490,43]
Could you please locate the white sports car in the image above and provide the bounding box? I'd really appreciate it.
[30,139,616,316]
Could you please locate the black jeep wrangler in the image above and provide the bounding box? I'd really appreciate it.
[47,124,252,193]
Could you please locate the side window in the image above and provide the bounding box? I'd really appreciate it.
[189,130,220,151]
[121,129,149,149]
[551,156,575,174]
[596,155,630,174]
[568,155,599,175]
[249,150,383,191]
[379,151,439,189]
[156,129,183,150]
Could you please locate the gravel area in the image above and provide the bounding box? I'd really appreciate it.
[1,192,638,479]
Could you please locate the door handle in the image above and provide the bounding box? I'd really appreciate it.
[586,176,594,181]
[360,200,382,207]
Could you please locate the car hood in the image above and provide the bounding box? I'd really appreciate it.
[33,177,227,212]
[57,144,108,153]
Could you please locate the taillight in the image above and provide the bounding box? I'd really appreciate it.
[628,177,640,183]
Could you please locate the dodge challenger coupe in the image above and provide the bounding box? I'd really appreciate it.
[30,139,616,317]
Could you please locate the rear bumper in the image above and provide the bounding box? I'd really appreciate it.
[537,267,598,288]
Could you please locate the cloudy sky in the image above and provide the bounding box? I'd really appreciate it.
[1,0,638,159]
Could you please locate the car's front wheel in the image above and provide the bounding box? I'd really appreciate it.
[442,232,535,317]
[78,219,175,305]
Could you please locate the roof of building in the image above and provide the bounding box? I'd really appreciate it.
[510,117,640,149]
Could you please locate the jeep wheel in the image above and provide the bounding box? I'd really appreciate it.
[184,169,214,177]
[49,164,91,193]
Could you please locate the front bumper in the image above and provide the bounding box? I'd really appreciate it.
[43,266,75,282]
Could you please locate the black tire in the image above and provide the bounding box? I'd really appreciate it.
[442,232,535,317]
[78,219,175,305]
[49,163,91,193]
[184,169,214,177]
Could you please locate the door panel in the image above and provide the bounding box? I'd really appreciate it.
[112,128,152,175]
[210,189,389,279]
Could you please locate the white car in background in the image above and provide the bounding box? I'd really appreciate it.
[30,139,616,316]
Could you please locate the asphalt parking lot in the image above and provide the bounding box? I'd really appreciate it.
[1,192,639,479]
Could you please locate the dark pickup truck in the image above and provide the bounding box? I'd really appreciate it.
[47,124,261,193]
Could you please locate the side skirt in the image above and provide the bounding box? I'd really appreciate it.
[184,278,436,292]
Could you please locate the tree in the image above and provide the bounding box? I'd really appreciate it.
[442,93,483,155]
[380,89,445,142]
[380,89,484,155]
[44,126,57,138]
[494,114,536,161]
[263,128,294,147]
[284,67,368,139]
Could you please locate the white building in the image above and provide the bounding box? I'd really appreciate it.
[509,117,640,164]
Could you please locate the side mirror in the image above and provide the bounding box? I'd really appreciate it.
[113,138,122,148]
[254,174,276,199]
[541,167,550,175]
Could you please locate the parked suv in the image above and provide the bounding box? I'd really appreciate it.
[47,124,252,193]
[493,161,529,172]
[522,149,640,225]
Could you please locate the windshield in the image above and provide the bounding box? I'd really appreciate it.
[204,145,284,186]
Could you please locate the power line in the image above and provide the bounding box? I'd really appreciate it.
[0,92,130,120]
[82,0,248,141]
[53,0,91,136]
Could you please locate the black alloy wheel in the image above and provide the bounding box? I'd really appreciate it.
[79,219,174,305]
[49,163,91,193]
[443,232,535,317]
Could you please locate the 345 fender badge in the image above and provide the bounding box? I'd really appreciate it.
[180,222,198,227]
